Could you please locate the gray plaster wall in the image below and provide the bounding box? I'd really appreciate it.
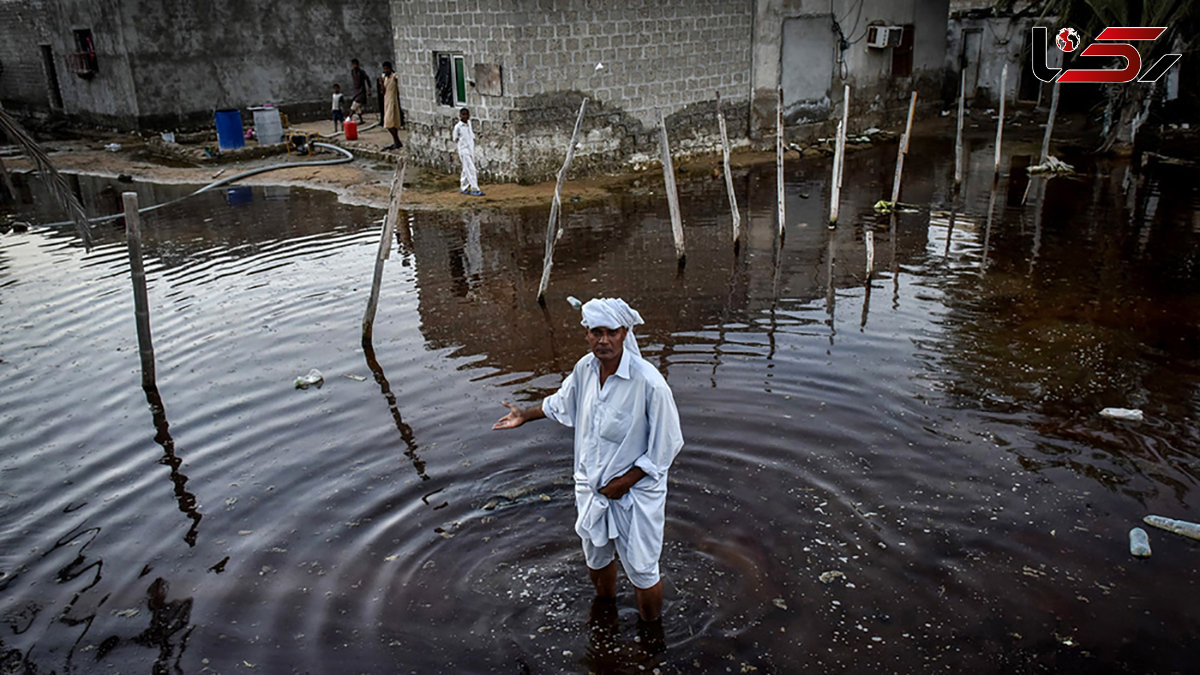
[753,0,950,134]
[0,0,141,128]
[392,0,755,183]
[0,0,392,131]
[945,16,1034,108]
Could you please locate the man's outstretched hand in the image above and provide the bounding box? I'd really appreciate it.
[492,401,526,430]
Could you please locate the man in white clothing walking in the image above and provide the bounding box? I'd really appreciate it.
[492,298,684,623]
[452,107,484,196]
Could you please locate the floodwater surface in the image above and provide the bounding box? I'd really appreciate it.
[1,132,1198,673]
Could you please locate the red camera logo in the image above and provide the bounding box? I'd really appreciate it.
[1031,26,1181,84]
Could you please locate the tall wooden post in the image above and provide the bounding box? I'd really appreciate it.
[776,88,785,239]
[659,110,685,263]
[537,98,588,302]
[362,161,406,342]
[716,91,740,246]
[994,64,1008,177]
[954,69,966,187]
[890,91,918,207]
[830,84,850,227]
[122,192,156,389]
[1039,81,1061,165]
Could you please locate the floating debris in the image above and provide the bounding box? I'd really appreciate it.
[1143,515,1200,542]
[1129,527,1151,557]
[295,369,324,389]
[819,570,845,584]
[1027,156,1075,175]
[1100,407,1143,422]
[873,200,920,214]
[772,597,788,610]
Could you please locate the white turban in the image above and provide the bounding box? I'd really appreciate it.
[580,297,644,358]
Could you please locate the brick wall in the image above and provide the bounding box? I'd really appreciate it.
[393,0,755,183]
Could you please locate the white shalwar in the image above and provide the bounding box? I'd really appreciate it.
[542,339,684,589]
[452,119,479,192]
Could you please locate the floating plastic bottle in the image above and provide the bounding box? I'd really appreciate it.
[1129,527,1151,557]
[1099,407,1143,422]
[294,368,324,389]
[1143,515,1200,542]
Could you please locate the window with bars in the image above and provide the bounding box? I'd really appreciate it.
[435,52,467,106]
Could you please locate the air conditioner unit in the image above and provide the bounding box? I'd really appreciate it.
[867,25,903,49]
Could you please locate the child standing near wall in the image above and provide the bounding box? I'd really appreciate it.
[452,107,484,196]
[331,83,345,133]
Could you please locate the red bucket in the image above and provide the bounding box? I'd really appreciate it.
[344,119,358,140]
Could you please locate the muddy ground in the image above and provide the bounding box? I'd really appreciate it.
[4,110,1095,214]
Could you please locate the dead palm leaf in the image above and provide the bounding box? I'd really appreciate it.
[0,105,93,249]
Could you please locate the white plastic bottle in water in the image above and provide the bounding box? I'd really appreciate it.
[1129,527,1151,557]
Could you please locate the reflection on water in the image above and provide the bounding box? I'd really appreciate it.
[1,132,1198,672]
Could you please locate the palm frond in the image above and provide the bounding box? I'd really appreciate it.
[0,106,93,250]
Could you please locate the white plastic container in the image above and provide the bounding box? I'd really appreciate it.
[250,106,283,145]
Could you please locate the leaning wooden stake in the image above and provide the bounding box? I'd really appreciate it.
[954,69,966,187]
[890,91,918,208]
[659,110,685,263]
[994,64,1008,177]
[123,192,156,388]
[830,85,850,227]
[1039,81,1061,165]
[537,98,589,302]
[716,91,740,246]
[776,88,785,239]
[362,160,406,341]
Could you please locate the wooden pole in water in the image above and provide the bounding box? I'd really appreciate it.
[829,121,844,226]
[362,160,406,342]
[1039,81,1060,165]
[123,192,156,388]
[954,69,966,187]
[776,88,785,239]
[865,229,875,279]
[659,110,685,263]
[537,98,588,302]
[994,64,1008,177]
[830,84,850,227]
[890,91,918,208]
[716,91,740,246]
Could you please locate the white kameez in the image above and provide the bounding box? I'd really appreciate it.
[452,120,479,192]
[542,347,684,587]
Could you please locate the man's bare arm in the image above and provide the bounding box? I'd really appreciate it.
[492,401,545,430]
[598,466,647,500]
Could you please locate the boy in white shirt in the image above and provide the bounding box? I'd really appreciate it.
[452,107,484,196]
[331,83,345,133]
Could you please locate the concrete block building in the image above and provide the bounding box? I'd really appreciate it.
[392,0,949,183]
[0,0,393,130]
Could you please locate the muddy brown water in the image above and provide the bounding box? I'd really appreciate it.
[1,133,1198,673]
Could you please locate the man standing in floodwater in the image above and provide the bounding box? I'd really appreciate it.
[492,298,684,625]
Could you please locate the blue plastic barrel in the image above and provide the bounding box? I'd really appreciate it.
[214,109,245,151]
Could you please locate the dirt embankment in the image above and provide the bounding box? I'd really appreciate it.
[5,110,1099,214]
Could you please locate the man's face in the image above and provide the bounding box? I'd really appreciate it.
[460,110,470,122]
[586,325,626,363]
